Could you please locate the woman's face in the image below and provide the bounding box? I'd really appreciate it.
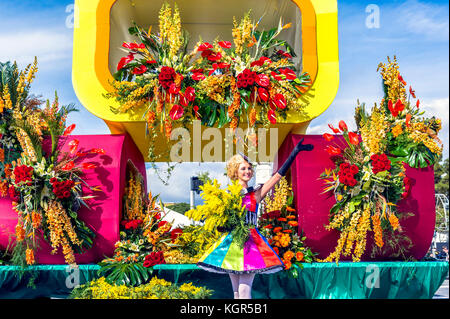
[237,161,253,183]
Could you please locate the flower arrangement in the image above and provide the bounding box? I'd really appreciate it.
[319,57,441,263]
[106,4,311,181]
[184,179,250,248]
[1,59,102,267]
[70,276,213,299]
[258,177,316,273]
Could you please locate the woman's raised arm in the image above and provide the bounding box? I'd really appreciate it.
[255,138,314,203]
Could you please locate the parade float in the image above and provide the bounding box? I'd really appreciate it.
[0,0,448,299]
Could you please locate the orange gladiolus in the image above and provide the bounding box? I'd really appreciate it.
[405,114,412,127]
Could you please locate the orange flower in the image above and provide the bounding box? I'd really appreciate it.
[286,207,296,212]
[295,251,304,261]
[288,221,298,227]
[283,260,292,270]
[0,148,4,162]
[26,248,35,265]
[388,214,400,231]
[277,217,287,222]
[31,211,42,229]
[283,229,292,233]
[283,250,294,261]
[273,247,279,255]
[15,223,25,242]
[286,215,296,220]
[4,164,12,179]
[264,224,273,229]
[273,227,282,233]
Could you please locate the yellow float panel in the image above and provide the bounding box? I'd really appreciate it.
[72,0,339,162]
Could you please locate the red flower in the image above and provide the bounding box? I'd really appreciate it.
[63,124,76,136]
[251,56,272,67]
[51,179,75,199]
[8,185,19,201]
[409,86,416,98]
[61,161,75,171]
[13,165,34,186]
[143,251,166,268]
[192,72,205,81]
[267,109,277,124]
[389,99,405,117]
[257,87,269,102]
[158,221,169,229]
[398,74,406,85]
[184,87,196,102]
[158,66,176,90]
[146,60,157,64]
[89,148,106,154]
[237,69,256,88]
[325,145,341,155]
[207,51,222,62]
[122,42,145,50]
[169,83,180,95]
[117,53,134,71]
[270,71,284,81]
[68,139,79,154]
[169,104,184,121]
[405,113,412,128]
[218,41,232,49]
[328,124,340,134]
[273,94,286,109]
[348,132,359,145]
[193,105,201,119]
[371,154,391,174]
[338,120,348,132]
[278,68,296,80]
[132,65,148,75]
[81,162,97,170]
[350,164,359,175]
[255,73,270,87]
[277,50,292,58]
[170,228,183,242]
[198,42,213,51]
[416,99,420,108]
[323,133,334,142]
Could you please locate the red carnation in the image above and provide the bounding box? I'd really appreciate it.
[158,66,176,90]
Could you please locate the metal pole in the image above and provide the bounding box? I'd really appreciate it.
[190,190,195,210]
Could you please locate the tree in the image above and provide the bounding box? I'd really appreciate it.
[167,202,191,215]
[434,157,449,198]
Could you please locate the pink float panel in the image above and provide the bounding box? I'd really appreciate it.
[0,134,146,264]
[275,134,436,261]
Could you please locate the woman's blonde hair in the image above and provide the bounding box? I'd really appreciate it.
[226,154,252,181]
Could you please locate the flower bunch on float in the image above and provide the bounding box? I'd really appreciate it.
[258,177,316,273]
[0,60,103,267]
[318,57,441,263]
[106,5,311,182]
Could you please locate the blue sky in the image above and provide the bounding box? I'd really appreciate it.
[1,0,448,203]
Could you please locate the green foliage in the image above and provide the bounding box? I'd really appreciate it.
[97,262,153,287]
[167,202,191,215]
[434,157,449,198]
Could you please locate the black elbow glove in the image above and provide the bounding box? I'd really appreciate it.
[277,138,314,176]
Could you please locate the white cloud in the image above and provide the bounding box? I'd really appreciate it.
[0,29,72,68]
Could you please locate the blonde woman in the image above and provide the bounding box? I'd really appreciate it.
[197,139,313,299]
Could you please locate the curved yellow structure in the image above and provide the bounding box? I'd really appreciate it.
[72,0,339,161]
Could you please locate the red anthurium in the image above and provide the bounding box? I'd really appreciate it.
[277,50,292,58]
[267,109,277,124]
[409,86,416,98]
[169,83,180,95]
[395,99,405,113]
[76,151,88,157]
[68,139,79,154]
[193,105,201,119]
[63,124,76,136]
[61,161,75,171]
[325,145,341,156]
[198,42,213,51]
[146,60,157,64]
[122,42,145,50]
[218,41,232,49]
[169,104,184,121]
[323,133,334,142]
[273,94,287,109]
[416,99,420,108]
[179,94,189,107]
[338,120,348,132]
[82,162,97,170]
[348,131,360,145]
[398,74,406,85]
[132,65,148,75]
[255,73,270,87]
[207,51,222,62]
[117,53,134,71]
[218,62,230,69]
[90,148,106,154]
[405,113,412,128]
[270,71,284,81]
[257,87,269,102]
[388,100,395,116]
[251,56,272,67]
[328,124,340,134]
[192,72,205,81]
[279,68,297,80]
[184,87,196,102]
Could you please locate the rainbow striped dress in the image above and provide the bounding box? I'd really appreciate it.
[197,186,284,274]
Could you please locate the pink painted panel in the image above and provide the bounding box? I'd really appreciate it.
[275,134,436,261]
[0,134,146,264]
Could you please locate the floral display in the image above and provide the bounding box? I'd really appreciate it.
[258,177,316,273]
[70,276,213,299]
[105,4,311,178]
[319,57,441,263]
[184,179,250,248]
[0,59,102,267]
